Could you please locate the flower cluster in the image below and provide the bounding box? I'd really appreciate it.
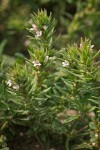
[6,79,19,90]
[32,60,41,67]
[46,56,56,61]
[30,23,48,38]
[62,60,69,67]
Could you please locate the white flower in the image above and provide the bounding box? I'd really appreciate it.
[92,142,96,146]
[91,45,94,49]
[29,24,38,32]
[46,56,49,61]
[32,24,38,31]
[45,56,56,62]
[35,31,42,38]
[43,25,48,30]
[95,133,98,138]
[12,84,19,90]
[80,43,83,49]
[32,60,41,67]
[62,60,69,67]
[6,80,12,87]
[91,45,94,50]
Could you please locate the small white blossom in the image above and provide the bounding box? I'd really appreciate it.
[6,80,12,87]
[29,24,38,32]
[80,43,83,49]
[91,45,94,50]
[43,25,48,30]
[12,84,19,90]
[35,31,42,38]
[92,142,96,146]
[32,60,41,67]
[46,56,49,61]
[62,61,69,67]
[32,24,38,31]
[91,45,94,49]
[46,56,56,61]
[95,133,98,138]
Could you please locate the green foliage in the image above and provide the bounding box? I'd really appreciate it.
[0,40,15,149]
[0,0,95,55]
[68,0,100,48]
[1,0,100,56]
[0,10,100,150]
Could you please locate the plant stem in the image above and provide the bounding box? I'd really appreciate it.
[35,133,44,150]
[65,134,70,150]
[65,119,79,150]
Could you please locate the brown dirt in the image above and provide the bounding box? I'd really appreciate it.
[7,126,65,150]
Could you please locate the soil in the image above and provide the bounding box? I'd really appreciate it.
[7,125,65,150]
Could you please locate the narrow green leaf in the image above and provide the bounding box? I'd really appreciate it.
[89,122,96,130]
[64,116,79,124]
